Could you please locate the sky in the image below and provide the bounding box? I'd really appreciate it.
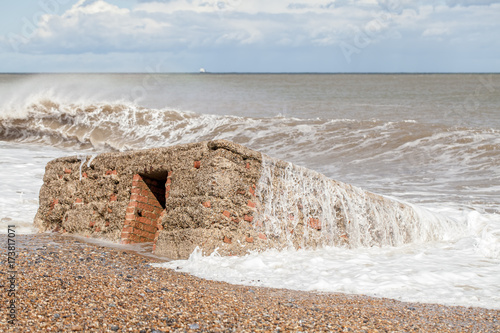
[0,0,499,73]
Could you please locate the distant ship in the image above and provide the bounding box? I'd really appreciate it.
[199,68,206,73]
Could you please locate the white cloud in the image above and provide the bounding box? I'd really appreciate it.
[0,0,499,73]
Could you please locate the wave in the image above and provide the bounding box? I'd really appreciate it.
[1,98,499,163]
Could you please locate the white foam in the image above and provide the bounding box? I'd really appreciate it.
[154,210,500,309]
[0,142,78,234]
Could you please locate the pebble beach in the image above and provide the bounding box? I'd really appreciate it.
[1,233,499,332]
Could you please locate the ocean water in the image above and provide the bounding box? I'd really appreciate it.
[1,73,499,309]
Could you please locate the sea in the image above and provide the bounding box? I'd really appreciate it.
[1,73,499,310]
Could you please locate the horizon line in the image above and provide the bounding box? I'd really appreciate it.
[1,71,499,75]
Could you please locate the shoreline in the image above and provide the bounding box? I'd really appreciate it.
[1,233,499,332]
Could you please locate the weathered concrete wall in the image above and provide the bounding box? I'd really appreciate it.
[35,140,265,259]
[36,139,434,259]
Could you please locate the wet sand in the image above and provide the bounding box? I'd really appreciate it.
[1,233,499,332]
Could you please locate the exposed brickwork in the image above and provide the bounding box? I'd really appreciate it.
[308,218,321,230]
[35,140,265,259]
[121,174,167,244]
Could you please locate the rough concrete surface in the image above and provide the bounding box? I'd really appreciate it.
[35,140,429,259]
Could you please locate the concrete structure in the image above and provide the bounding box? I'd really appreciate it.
[35,140,264,259]
[35,140,437,259]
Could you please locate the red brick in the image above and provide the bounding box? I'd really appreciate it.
[137,217,149,225]
[246,162,250,169]
[258,233,267,240]
[64,168,72,174]
[165,185,171,192]
[82,172,87,178]
[143,211,156,220]
[167,171,173,177]
[137,202,151,211]
[246,236,254,243]
[126,206,135,213]
[123,220,134,228]
[222,210,230,218]
[148,197,160,206]
[247,200,256,208]
[152,207,164,216]
[109,194,117,202]
[223,236,232,244]
[133,174,142,181]
[165,192,169,199]
[244,215,253,222]
[143,224,157,234]
[202,201,211,208]
[166,178,172,185]
[308,218,321,230]
[130,193,139,201]
[121,240,132,245]
[131,188,141,194]
[125,213,135,220]
[122,226,133,233]
[194,161,201,169]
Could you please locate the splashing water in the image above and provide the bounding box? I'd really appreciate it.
[255,155,466,250]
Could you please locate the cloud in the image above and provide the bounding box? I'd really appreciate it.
[445,0,500,7]
[1,0,499,70]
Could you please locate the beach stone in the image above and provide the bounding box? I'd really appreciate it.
[34,139,426,259]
